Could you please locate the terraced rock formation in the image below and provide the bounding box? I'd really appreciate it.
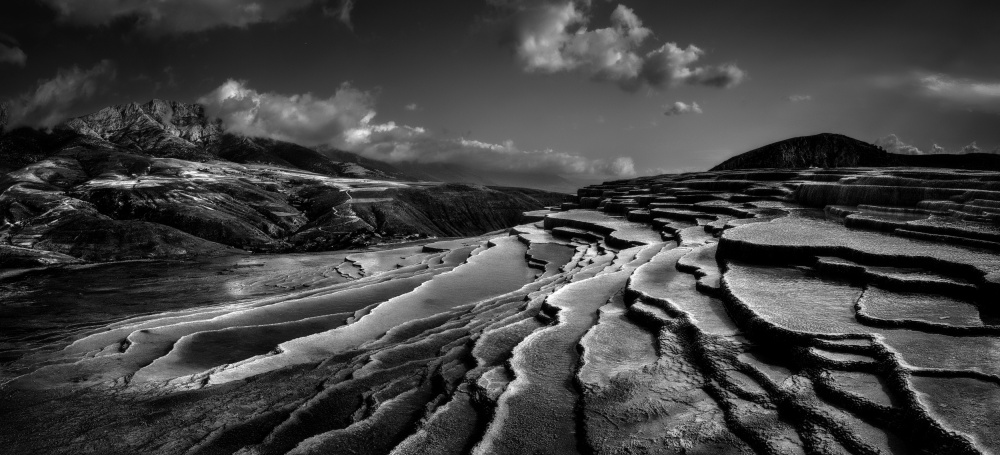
[3,164,999,454]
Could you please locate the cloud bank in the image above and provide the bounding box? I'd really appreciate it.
[200,80,637,178]
[345,118,636,177]
[874,134,924,155]
[919,73,1000,103]
[875,134,997,155]
[880,71,1000,113]
[959,141,980,154]
[199,79,375,146]
[663,101,702,116]
[0,42,26,67]
[2,60,116,128]
[40,0,316,34]
[504,2,745,92]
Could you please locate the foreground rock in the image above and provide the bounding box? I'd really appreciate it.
[3,165,999,454]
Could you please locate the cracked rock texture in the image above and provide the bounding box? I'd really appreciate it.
[4,162,1000,454]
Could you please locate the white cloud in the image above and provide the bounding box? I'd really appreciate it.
[788,94,812,102]
[920,74,1000,98]
[880,71,1000,113]
[199,80,636,178]
[199,79,375,147]
[40,0,315,34]
[3,60,116,128]
[404,103,419,111]
[0,43,26,67]
[343,115,636,178]
[507,2,744,92]
[959,141,980,154]
[873,134,923,155]
[639,43,745,89]
[663,101,702,116]
[875,136,996,155]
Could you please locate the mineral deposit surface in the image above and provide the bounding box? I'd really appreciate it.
[3,166,1000,454]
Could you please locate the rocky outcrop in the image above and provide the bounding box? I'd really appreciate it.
[64,99,222,160]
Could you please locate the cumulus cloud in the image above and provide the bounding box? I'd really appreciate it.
[199,80,636,178]
[40,0,316,34]
[505,2,744,92]
[959,141,980,154]
[0,42,26,67]
[874,136,997,155]
[788,94,812,102]
[404,103,419,111]
[343,115,636,178]
[3,60,116,128]
[199,79,375,146]
[873,134,923,155]
[663,101,702,116]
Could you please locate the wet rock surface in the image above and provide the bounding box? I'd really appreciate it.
[3,165,999,454]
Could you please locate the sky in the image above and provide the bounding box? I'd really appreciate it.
[1,0,999,179]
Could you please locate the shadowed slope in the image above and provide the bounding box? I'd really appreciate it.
[712,133,1000,171]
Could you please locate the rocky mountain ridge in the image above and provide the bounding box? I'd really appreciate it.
[0,100,565,266]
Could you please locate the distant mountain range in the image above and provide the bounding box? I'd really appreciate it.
[0,100,564,266]
[0,100,591,191]
[6,100,1000,267]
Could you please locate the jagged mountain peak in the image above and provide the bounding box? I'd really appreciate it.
[63,99,221,154]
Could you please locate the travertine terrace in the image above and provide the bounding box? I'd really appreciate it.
[3,166,1000,454]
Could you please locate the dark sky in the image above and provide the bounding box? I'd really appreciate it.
[1,0,999,177]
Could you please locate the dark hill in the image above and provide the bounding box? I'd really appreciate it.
[711,133,899,170]
[711,133,1000,171]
